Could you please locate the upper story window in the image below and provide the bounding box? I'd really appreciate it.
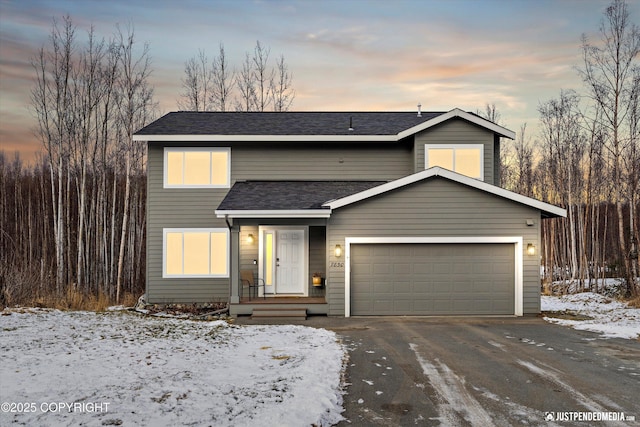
[164,147,230,188]
[425,144,483,180]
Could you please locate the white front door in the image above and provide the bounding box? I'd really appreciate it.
[260,227,307,296]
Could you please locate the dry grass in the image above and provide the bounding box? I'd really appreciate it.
[626,295,640,308]
[1,264,144,311]
[120,292,139,308]
[28,289,140,312]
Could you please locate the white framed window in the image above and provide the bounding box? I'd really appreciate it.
[163,228,229,278]
[164,147,230,188]
[425,144,484,180]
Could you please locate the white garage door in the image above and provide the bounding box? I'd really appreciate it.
[350,243,515,315]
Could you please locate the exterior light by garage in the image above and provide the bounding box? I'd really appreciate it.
[334,244,342,258]
[246,233,254,244]
[527,243,536,256]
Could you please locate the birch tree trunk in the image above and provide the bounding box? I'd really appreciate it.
[579,0,640,294]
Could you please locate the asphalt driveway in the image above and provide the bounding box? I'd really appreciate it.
[321,316,640,426]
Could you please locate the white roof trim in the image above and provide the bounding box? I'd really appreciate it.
[324,167,567,218]
[133,108,515,142]
[398,108,515,140]
[215,209,331,219]
[133,134,397,142]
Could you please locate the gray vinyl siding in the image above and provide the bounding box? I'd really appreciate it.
[231,142,413,181]
[414,118,497,185]
[239,225,259,284]
[308,226,327,297]
[326,177,541,316]
[146,144,230,303]
[494,134,502,186]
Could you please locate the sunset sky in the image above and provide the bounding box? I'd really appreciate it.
[1,0,637,162]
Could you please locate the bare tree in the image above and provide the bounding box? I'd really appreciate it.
[252,41,273,112]
[235,52,256,112]
[115,23,156,303]
[71,25,108,292]
[578,0,640,294]
[538,90,586,285]
[626,68,640,281]
[24,15,154,307]
[210,43,234,112]
[477,103,507,186]
[178,49,212,111]
[478,103,502,124]
[30,15,76,294]
[271,54,295,112]
[510,124,535,197]
[182,41,295,112]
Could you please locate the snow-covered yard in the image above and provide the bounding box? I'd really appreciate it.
[542,292,640,340]
[0,308,345,427]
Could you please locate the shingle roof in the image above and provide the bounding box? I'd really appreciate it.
[135,111,445,136]
[216,181,386,211]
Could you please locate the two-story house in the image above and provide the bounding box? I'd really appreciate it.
[133,108,565,318]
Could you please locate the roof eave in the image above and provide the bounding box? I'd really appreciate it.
[133,134,397,142]
[215,209,332,219]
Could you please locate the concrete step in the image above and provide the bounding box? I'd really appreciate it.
[251,307,307,320]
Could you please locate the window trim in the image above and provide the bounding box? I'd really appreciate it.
[424,144,484,180]
[163,147,231,188]
[162,228,230,278]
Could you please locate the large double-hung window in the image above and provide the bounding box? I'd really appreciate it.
[164,148,230,188]
[424,144,484,180]
[163,229,229,278]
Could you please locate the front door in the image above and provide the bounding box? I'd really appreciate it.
[260,227,307,296]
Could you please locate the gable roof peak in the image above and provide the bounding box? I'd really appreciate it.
[324,167,565,218]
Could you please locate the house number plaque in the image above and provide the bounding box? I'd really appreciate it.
[330,262,344,268]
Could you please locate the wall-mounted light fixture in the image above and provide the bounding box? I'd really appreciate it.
[247,233,254,244]
[334,244,342,258]
[527,243,536,256]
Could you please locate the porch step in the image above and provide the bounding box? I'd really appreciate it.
[251,307,307,320]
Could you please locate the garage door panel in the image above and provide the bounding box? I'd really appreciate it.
[394,263,411,274]
[472,263,492,274]
[451,282,468,292]
[392,300,412,312]
[351,243,515,315]
[373,263,392,274]
[413,263,432,274]
[433,263,452,274]
[452,263,473,274]
[372,246,391,256]
[394,281,412,293]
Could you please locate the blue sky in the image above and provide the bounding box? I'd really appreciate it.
[1,0,636,160]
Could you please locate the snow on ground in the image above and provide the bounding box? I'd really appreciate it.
[0,308,345,426]
[541,292,640,340]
